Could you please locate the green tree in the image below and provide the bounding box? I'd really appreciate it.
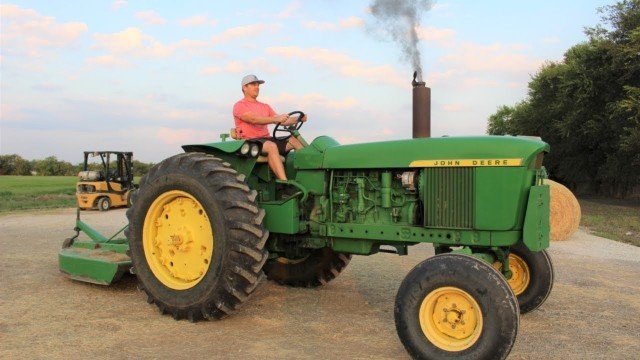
[487,0,640,196]
[0,154,32,175]
[132,160,154,177]
[13,155,32,175]
[33,156,75,176]
[486,105,516,135]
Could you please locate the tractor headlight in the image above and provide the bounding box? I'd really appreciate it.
[240,142,251,155]
[250,143,260,157]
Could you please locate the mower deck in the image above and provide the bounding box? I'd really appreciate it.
[59,243,131,285]
[59,211,132,285]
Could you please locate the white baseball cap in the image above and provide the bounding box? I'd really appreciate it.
[241,74,265,86]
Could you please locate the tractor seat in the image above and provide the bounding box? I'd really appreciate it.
[230,128,284,163]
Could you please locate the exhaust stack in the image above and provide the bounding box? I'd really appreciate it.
[412,71,431,138]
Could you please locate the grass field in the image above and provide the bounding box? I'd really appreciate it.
[0,176,77,212]
[578,196,640,247]
[0,176,638,246]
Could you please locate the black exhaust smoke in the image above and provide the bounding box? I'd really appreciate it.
[367,1,433,138]
[412,71,430,138]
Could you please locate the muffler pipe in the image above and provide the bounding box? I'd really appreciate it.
[412,71,431,138]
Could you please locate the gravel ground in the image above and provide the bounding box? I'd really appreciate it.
[0,208,639,359]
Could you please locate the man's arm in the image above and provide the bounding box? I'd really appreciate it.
[238,112,289,125]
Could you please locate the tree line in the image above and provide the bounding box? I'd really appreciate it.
[487,0,640,198]
[0,154,155,177]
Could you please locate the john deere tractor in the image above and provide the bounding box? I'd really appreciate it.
[59,81,553,360]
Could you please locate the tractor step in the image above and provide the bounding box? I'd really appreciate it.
[59,242,132,285]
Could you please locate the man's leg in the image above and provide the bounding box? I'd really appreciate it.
[262,141,287,180]
[286,137,304,151]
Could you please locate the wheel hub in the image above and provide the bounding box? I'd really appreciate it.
[494,253,530,295]
[420,287,483,351]
[143,190,214,290]
[434,294,476,338]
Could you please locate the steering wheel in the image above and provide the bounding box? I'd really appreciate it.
[272,111,305,141]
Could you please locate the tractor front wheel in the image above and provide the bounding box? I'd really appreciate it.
[263,247,351,287]
[495,242,554,314]
[395,254,519,360]
[125,152,268,321]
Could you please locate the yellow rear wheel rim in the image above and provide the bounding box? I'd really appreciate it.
[143,190,214,290]
[275,254,310,265]
[494,254,530,295]
[419,286,483,352]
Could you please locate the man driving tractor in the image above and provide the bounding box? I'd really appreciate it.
[232,74,308,180]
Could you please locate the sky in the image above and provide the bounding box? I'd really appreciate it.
[0,0,615,164]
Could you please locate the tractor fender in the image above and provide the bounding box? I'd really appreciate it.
[182,140,246,157]
[182,140,259,177]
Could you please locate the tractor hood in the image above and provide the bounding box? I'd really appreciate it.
[301,136,549,170]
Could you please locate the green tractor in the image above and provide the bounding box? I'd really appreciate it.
[59,82,553,360]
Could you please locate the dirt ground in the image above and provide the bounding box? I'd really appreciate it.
[1,208,639,360]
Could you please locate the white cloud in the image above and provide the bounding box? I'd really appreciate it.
[174,39,210,53]
[266,46,406,87]
[202,61,244,75]
[441,42,542,74]
[112,1,127,10]
[156,127,218,146]
[201,58,280,76]
[304,16,365,31]
[442,103,467,112]
[211,23,282,44]
[267,92,359,111]
[0,4,88,58]
[178,15,217,27]
[277,0,302,19]
[0,103,29,123]
[136,11,166,26]
[416,26,456,48]
[92,27,175,58]
[462,77,500,88]
[31,83,64,92]
[86,55,131,68]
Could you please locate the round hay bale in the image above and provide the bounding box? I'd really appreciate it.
[544,179,581,241]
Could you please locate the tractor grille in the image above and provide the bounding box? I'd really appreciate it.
[423,167,474,228]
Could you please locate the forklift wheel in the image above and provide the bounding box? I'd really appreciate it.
[98,197,111,211]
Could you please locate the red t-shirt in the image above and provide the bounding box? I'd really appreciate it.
[233,98,276,139]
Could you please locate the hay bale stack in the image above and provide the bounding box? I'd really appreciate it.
[544,179,581,241]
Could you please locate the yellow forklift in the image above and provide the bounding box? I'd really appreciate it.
[76,151,136,211]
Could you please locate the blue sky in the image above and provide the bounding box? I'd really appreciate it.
[1,1,613,163]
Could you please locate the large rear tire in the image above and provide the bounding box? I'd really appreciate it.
[125,152,268,321]
[263,247,351,287]
[395,254,519,360]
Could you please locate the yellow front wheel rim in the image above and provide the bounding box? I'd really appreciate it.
[494,254,530,295]
[420,286,483,352]
[143,190,214,290]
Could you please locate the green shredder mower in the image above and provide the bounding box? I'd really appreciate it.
[59,75,553,360]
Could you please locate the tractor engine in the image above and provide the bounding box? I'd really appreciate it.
[327,170,420,226]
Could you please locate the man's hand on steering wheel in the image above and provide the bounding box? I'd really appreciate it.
[273,111,305,140]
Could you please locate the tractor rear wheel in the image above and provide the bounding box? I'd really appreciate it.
[126,189,136,207]
[263,247,351,287]
[395,254,519,360]
[494,242,554,314]
[125,152,268,321]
